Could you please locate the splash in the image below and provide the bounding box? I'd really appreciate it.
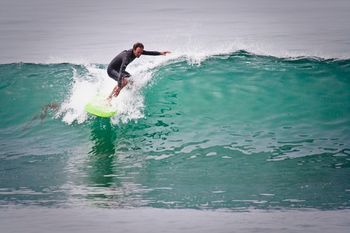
[57,64,113,124]
[57,62,160,125]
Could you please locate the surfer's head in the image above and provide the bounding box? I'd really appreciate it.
[133,42,144,58]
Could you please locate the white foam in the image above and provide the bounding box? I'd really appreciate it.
[57,58,172,125]
[57,64,115,124]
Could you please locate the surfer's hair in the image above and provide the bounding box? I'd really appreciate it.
[133,42,144,50]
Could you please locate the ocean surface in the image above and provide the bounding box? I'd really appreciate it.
[1,0,350,232]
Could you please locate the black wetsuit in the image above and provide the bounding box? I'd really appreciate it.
[107,49,161,87]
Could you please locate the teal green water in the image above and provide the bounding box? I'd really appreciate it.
[1,51,350,209]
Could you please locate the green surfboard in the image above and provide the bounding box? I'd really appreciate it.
[85,95,116,118]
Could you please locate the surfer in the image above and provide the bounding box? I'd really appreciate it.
[107,42,170,100]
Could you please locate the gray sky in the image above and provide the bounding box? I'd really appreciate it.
[1,0,349,63]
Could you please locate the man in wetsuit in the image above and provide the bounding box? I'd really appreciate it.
[107,42,171,99]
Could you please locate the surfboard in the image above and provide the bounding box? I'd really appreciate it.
[85,95,116,118]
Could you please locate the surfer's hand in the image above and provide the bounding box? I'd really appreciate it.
[160,51,171,55]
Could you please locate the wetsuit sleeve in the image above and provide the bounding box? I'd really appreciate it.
[142,50,161,56]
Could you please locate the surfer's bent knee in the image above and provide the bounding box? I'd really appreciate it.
[107,68,119,82]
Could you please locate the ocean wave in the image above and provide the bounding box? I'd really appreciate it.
[1,51,349,157]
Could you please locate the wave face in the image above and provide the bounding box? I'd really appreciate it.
[1,51,350,209]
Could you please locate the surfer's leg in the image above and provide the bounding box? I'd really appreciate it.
[108,81,124,100]
[107,69,120,82]
[108,85,119,100]
[113,78,128,96]
[108,76,130,100]
[107,69,121,100]
[121,77,129,88]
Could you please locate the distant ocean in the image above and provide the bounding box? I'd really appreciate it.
[1,0,350,232]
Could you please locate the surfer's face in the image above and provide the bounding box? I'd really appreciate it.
[133,47,143,58]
